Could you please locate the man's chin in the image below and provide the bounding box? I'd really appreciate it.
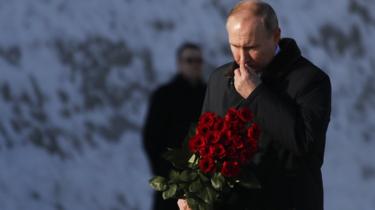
[249,65,262,73]
[245,63,260,71]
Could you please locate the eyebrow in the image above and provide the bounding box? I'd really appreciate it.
[230,43,259,48]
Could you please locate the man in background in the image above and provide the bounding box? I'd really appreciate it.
[143,42,207,210]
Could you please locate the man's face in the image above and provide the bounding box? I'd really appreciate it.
[178,48,203,81]
[227,15,280,72]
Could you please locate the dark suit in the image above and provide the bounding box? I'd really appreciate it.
[202,38,331,210]
[143,74,206,210]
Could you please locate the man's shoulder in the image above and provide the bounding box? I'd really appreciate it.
[150,79,175,100]
[208,61,234,81]
[216,61,234,72]
[289,56,331,90]
[293,56,330,81]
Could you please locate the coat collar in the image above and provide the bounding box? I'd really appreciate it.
[261,38,301,81]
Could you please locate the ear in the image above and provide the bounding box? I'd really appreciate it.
[273,27,281,43]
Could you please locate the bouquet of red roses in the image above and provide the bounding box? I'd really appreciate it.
[150,107,261,210]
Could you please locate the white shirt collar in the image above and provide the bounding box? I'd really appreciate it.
[275,44,281,55]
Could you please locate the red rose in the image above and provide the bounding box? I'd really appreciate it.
[233,119,246,132]
[188,135,205,152]
[198,112,216,128]
[247,123,261,141]
[224,108,239,123]
[197,125,210,136]
[204,132,217,144]
[238,107,254,122]
[248,137,258,153]
[219,130,233,146]
[199,157,216,174]
[225,146,239,160]
[209,144,226,159]
[225,129,235,139]
[225,131,242,146]
[213,131,226,144]
[199,145,211,157]
[232,135,245,149]
[221,161,240,177]
[213,117,224,131]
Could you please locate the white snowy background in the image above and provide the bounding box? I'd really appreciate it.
[0,0,374,209]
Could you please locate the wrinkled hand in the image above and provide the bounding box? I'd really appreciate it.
[177,199,192,210]
[234,59,261,98]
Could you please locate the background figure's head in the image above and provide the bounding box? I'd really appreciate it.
[226,0,281,72]
[176,42,203,82]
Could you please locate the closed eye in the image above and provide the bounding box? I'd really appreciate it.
[231,44,259,50]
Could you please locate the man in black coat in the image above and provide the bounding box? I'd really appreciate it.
[143,42,206,210]
[178,1,331,210]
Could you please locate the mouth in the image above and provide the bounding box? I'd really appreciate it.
[245,62,257,70]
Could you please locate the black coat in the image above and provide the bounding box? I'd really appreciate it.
[202,38,331,210]
[143,74,206,210]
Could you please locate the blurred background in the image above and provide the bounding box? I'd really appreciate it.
[0,0,374,209]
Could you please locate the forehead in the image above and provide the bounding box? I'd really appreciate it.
[181,48,202,57]
[227,15,267,44]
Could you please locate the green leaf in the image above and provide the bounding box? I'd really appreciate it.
[187,197,199,210]
[149,176,168,191]
[188,179,202,193]
[162,184,177,200]
[163,148,191,169]
[188,154,198,165]
[237,178,261,189]
[237,171,261,189]
[201,186,218,204]
[227,180,235,188]
[179,183,189,190]
[182,123,198,147]
[198,171,210,183]
[197,202,214,210]
[163,123,197,170]
[169,170,180,182]
[211,173,225,191]
[180,170,191,182]
[180,170,198,182]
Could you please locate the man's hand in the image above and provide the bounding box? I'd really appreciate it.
[177,199,192,210]
[234,59,261,98]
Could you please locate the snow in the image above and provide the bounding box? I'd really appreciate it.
[0,0,374,209]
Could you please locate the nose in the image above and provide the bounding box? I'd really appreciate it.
[239,48,250,64]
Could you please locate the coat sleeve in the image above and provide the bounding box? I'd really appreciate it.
[201,71,216,114]
[142,90,170,174]
[244,72,331,157]
[200,83,210,114]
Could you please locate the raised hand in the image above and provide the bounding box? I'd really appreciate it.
[233,59,261,98]
[177,199,192,210]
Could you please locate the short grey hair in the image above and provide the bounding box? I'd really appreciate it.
[227,0,279,36]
